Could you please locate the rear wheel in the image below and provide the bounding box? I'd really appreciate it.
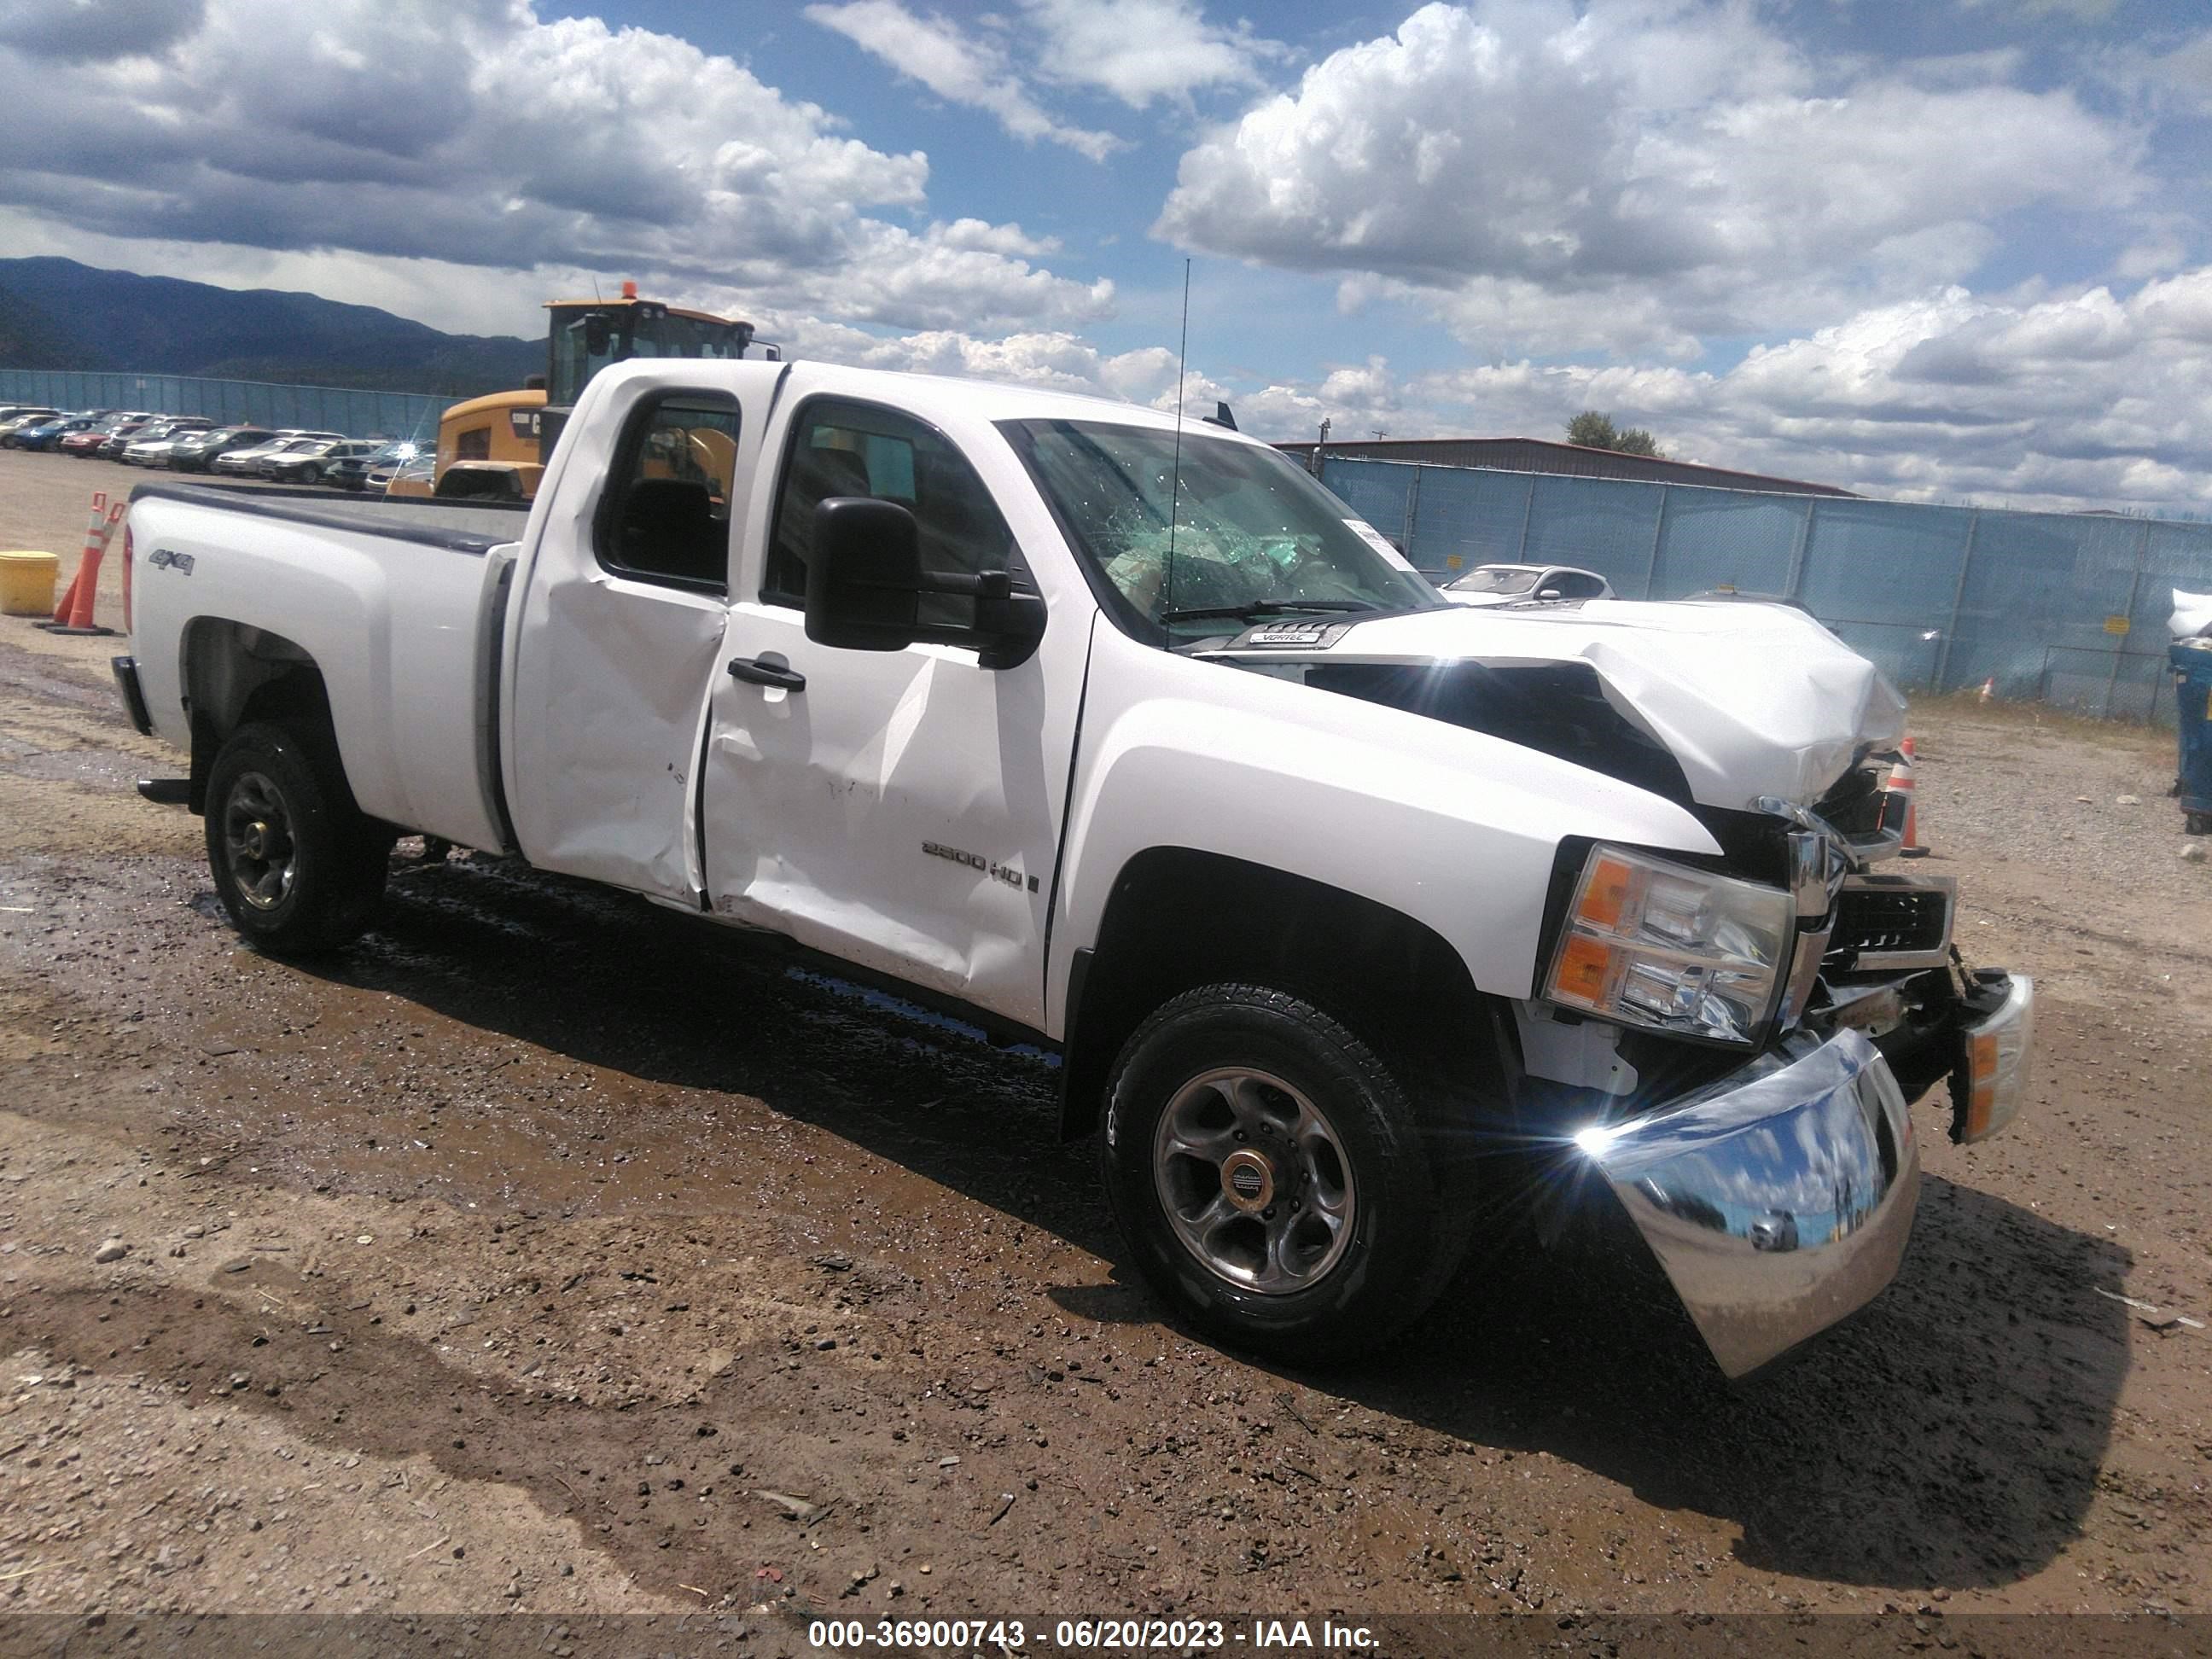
[1099,983,1473,1362]
[204,722,389,955]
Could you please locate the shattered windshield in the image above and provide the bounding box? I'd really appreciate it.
[1000,418,1441,643]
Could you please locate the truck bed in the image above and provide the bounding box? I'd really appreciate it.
[123,480,527,855]
[129,480,528,554]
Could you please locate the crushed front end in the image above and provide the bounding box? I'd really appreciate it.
[1520,754,2035,1377]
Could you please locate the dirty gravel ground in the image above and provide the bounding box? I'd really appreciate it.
[0,452,2209,1636]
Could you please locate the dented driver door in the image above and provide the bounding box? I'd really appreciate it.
[503,362,787,901]
[698,393,1085,1031]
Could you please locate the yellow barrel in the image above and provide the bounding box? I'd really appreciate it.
[0,551,60,617]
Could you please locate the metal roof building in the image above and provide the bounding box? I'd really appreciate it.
[1275,435,1858,498]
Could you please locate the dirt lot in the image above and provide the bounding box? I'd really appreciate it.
[0,449,2209,1639]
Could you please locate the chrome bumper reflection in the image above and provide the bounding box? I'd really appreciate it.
[1580,1027,1917,1378]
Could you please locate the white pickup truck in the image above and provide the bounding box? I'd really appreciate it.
[112,358,2034,1377]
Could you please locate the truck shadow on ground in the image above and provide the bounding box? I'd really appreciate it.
[1065,1171,2133,1592]
[278,855,2127,1597]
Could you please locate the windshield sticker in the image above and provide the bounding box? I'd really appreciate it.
[1342,519,1417,571]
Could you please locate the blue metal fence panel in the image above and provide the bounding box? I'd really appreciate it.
[1413,468,1530,573]
[1519,474,1667,597]
[1316,454,2212,725]
[1796,500,1972,626]
[0,368,445,445]
[1950,511,2144,712]
[1650,488,1802,600]
[1796,500,1974,695]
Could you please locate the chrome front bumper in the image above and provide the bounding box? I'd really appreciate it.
[1579,1027,1922,1378]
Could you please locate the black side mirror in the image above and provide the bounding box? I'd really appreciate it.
[806,497,922,651]
[804,497,1050,668]
[969,574,1047,670]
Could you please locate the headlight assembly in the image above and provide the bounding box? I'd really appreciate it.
[1544,846,1795,1046]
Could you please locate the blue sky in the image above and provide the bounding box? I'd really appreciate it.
[3,0,2211,508]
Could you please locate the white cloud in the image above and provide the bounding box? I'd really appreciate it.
[825,222,1113,333]
[742,312,1172,400]
[0,0,206,62]
[804,1,1121,160]
[1960,0,2122,21]
[2099,26,2212,118]
[933,218,1063,258]
[714,307,1350,444]
[1377,272,2212,510]
[1021,0,1284,108]
[802,0,1283,160]
[0,0,1115,337]
[1156,2,2143,355]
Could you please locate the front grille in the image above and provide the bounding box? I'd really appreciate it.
[1826,876,1955,971]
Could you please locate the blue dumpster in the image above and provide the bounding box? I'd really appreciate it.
[2175,642,2212,835]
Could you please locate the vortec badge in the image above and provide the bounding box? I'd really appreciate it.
[1240,620,1351,650]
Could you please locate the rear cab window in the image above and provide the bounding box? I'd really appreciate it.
[592,392,742,593]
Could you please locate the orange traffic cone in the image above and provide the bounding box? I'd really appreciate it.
[45,562,84,626]
[118,512,134,633]
[44,494,105,623]
[1978,676,1994,704]
[1891,736,1930,858]
[44,495,120,636]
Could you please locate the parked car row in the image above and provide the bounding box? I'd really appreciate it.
[0,405,421,492]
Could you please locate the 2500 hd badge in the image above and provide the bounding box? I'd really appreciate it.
[923,839,1040,894]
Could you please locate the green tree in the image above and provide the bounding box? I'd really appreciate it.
[1566,410,1662,458]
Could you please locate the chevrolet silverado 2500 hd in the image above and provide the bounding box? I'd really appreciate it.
[112,358,2035,1375]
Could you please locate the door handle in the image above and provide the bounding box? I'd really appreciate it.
[728,655,806,692]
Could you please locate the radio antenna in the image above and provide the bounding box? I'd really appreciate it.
[1164,258,1190,627]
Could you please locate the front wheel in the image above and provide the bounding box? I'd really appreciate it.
[1099,983,1472,1363]
[204,722,390,955]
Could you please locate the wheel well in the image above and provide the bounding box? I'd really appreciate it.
[180,619,335,814]
[1057,847,1503,1139]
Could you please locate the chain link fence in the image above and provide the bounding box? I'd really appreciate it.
[0,369,445,446]
[1318,456,2205,725]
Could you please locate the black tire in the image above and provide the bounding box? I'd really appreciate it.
[204,721,389,955]
[1099,983,1473,1364]
[300,463,322,485]
[2188,811,2212,836]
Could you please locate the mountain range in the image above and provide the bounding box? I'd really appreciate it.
[0,258,543,396]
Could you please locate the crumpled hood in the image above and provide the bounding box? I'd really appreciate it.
[1207,599,1907,809]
